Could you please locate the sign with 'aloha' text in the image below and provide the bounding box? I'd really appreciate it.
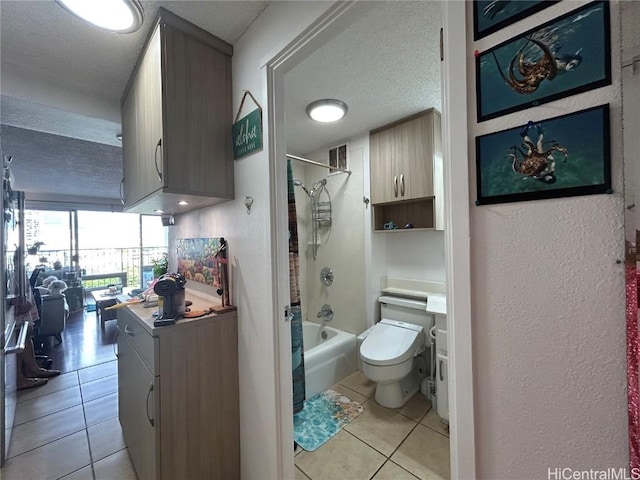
[232,108,262,160]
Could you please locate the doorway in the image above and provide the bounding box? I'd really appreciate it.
[267,2,473,478]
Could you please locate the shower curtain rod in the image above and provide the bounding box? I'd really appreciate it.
[286,154,352,175]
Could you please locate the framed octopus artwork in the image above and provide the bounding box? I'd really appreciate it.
[475,104,610,206]
[476,1,611,122]
[473,0,559,41]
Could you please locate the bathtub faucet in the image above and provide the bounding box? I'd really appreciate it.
[317,304,334,323]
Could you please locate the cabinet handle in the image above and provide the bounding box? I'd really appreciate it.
[439,360,444,381]
[146,383,155,427]
[4,321,29,355]
[124,325,135,337]
[394,175,398,197]
[400,174,405,196]
[113,327,119,358]
[119,178,125,205]
[154,138,163,182]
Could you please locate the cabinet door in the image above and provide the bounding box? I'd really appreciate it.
[398,113,434,201]
[370,128,397,204]
[116,328,132,445]
[121,77,139,207]
[137,27,165,200]
[162,24,234,197]
[127,348,158,480]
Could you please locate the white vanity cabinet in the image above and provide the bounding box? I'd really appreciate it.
[435,313,449,423]
[117,299,239,479]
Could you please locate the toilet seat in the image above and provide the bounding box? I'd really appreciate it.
[360,319,423,367]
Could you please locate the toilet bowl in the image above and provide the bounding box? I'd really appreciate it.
[360,319,425,408]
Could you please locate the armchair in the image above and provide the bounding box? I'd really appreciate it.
[38,293,68,344]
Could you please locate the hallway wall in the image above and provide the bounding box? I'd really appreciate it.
[467,1,628,477]
[169,2,335,479]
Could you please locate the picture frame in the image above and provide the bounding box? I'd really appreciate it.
[476,1,611,122]
[475,104,610,206]
[474,0,559,41]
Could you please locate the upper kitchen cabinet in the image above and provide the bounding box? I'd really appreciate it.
[121,9,234,215]
[369,109,443,231]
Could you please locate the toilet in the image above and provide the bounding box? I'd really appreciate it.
[360,296,434,408]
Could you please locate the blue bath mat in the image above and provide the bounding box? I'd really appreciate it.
[293,389,364,452]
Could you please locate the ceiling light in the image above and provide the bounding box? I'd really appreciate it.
[177,200,189,206]
[116,133,123,141]
[57,0,144,33]
[154,209,164,214]
[306,99,348,123]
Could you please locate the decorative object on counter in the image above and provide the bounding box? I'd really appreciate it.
[177,237,224,287]
[320,267,334,286]
[404,223,414,229]
[475,104,611,206]
[244,195,254,214]
[176,237,234,312]
[476,1,611,122]
[232,90,263,160]
[473,0,558,41]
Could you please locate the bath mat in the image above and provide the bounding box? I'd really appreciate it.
[85,304,96,312]
[293,389,364,452]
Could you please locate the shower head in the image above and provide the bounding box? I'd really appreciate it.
[310,178,327,197]
[293,178,311,197]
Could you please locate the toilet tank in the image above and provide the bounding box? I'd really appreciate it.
[378,296,434,331]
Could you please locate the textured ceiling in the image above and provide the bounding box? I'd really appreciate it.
[0,0,269,203]
[284,1,442,156]
[1,125,123,199]
[0,0,442,207]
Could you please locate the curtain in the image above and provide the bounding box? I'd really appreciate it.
[288,160,306,413]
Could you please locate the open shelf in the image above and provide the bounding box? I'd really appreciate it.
[372,197,435,231]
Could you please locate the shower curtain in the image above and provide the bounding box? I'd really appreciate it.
[288,160,306,413]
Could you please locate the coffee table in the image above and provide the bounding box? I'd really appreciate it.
[91,289,127,328]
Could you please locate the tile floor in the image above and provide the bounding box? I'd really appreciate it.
[1,360,138,480]
[295,372,450,480]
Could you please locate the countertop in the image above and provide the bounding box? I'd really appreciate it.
[122,288,236,337]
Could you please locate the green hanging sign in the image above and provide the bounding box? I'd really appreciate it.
[232,90,263,160]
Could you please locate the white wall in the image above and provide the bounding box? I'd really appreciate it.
[295,135,367,335]
[169,3,335,479]
[467,1,628,477]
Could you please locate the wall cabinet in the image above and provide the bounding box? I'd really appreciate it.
[117,298,239,479]
[121,9,234,215]
[369,109,443,231]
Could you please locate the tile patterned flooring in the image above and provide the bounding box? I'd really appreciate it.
[295,372,450,480]
[1,360,137,480]
[4,333,448,480]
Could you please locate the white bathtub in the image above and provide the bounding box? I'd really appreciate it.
[302,320,357,399]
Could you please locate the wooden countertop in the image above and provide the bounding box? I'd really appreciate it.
[122,288,236,337]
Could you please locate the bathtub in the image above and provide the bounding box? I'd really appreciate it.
[302,321,357,399]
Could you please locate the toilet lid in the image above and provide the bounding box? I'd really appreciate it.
[360,319,422,366]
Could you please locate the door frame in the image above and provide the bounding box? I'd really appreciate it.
[265,2,475,478]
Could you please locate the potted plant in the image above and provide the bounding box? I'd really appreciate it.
[152,253,168,278]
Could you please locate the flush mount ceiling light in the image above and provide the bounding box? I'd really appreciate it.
[57,0,143,33]
[177,200,189,206]
[306,99,348,123]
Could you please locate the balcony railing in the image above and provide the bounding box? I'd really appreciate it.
[27,246,167,290]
